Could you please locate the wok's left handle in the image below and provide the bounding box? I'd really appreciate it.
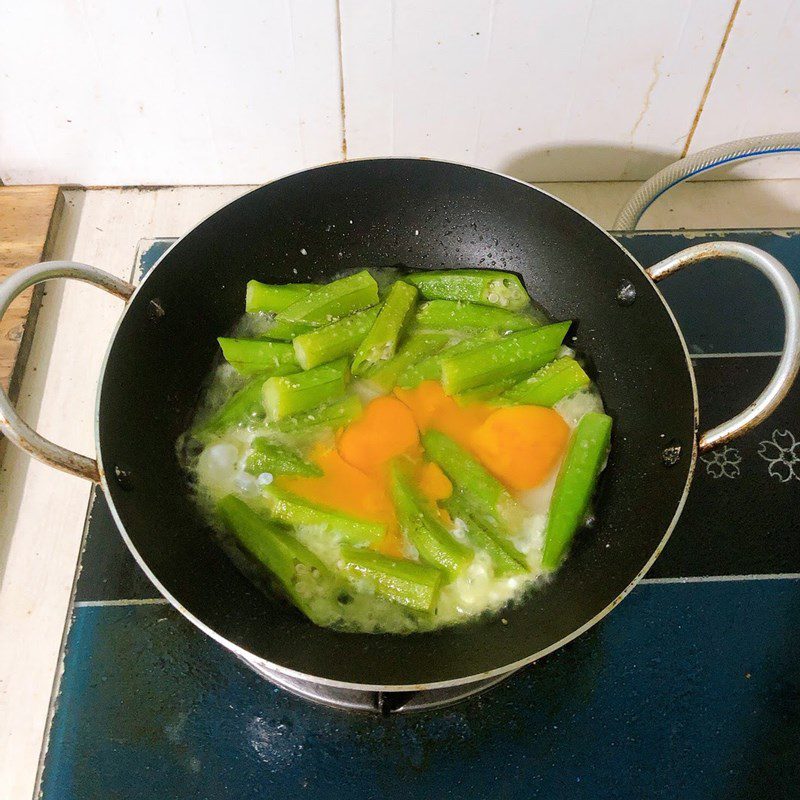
[0,261,135,481]
[647,241,800,453]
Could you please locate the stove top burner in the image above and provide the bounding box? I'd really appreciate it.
[38,230,800,799]
[239,654,513,713]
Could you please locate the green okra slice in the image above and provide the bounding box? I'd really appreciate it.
[390,462,472,579]
[293,306,380,370]
[444,491,528,576]
[262,486,385,545]
[351,280,418,376]
[273,270,379,329]
[542,412,612,570]
[245,438,323,477]
[502,357,591,406]
[396,331,500,389]
[246,281,316,314]
[262,358,349,421]
[218,337,300,376]
[440,321,570,394]
[366,331,450,392]
[192,377,267,437]
[454,375,520,405]
[217,495,341,625]
[415,299,537,332]
[262,318,315,342]
[270,394,362,434]
[406,270,529,310]
[421,429,524,534]
[340,545,443,613]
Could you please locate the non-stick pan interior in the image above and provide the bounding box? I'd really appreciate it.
[98,160,695,687]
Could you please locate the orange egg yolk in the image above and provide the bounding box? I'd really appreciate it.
[471,405,570,490]
[277,445,404,556]
[393,381,494,451]
[338,395,420,474]
[279,382,570,555]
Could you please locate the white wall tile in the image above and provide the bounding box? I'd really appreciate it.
[6,0,798,185]
[0,0,344,185]
[340,0,736,181]
[688,0,800,179]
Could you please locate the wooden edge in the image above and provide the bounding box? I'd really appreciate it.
[5,190,65,406]
[0,188,64,469]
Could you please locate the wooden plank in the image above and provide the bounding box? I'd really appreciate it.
[0,186,63,397]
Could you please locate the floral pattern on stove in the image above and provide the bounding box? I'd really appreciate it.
[700,446,742,479]
[758,429,800,483]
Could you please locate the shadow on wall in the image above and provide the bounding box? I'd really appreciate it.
[501,142,679,184]
[501,142,800,231]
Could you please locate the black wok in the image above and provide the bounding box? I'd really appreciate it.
[2,159,798,692]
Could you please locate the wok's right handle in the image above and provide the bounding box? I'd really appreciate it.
[647,241,800,453]
[0,261,135,482]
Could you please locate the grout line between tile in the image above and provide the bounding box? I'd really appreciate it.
[681,0,742,157]
[691,351,780,358]
[335,0,348,160]
[641,573,800,585]
[74,598,169,608]
[73,572,800,609]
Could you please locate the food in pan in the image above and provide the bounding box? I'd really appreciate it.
[181,268,612,633]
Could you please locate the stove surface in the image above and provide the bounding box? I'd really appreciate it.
[39,231,800,799]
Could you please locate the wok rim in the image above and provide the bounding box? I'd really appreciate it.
[93,158,699,691]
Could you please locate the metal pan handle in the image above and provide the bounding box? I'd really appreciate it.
[647,241,800,453]
[0,261,135,482]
